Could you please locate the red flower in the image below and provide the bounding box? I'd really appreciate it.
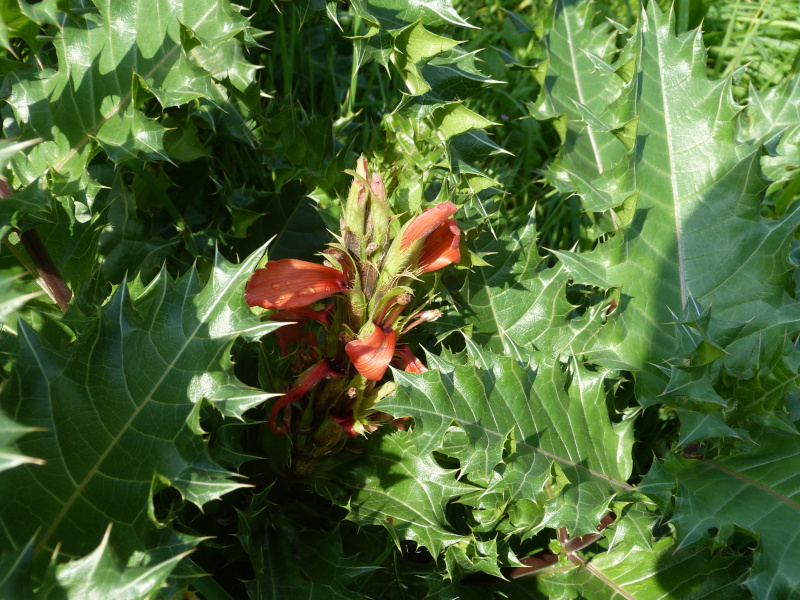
[268,360,344,435]
[268,306,335,356]
[393,344,428,374]
[345,325,397,381]
[418,218,461,272]
[245,259,349,310]
[273,322,304,356]
[401,201,458,249]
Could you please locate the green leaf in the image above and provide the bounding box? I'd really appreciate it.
[738,75,800,187]
[323,342,633,563]
[5,0,249,189]
[459,209,606,358]
[241,511,377,600]
[543,2,800,407]
[657,429,800,600]
[499,505,751,599]
[44,526,191,599]
[316,432,476,557]
[357,0,478,30]
[0,407,43,474]
[0,247,279,559]
[531,0,634,211]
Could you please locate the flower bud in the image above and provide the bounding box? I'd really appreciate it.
[343,155,370,239]
[370,172,385,202]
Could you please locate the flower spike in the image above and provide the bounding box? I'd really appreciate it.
[346,325,397,381]
[246,259,349,310]
[419,218,461,272]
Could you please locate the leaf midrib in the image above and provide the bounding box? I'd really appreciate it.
[34,253,258,555]
[652,8,687,309]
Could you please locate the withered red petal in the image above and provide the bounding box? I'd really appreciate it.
[274,322,304,357]
[346,326,397,381]
[394,344,428,374]
[245,259,348,310]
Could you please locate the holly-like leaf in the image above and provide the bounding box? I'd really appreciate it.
[531,0,634,211]
[544,2,800,407]
[459,209,606,359]
[0,407,43,474]
[5,0,249,190]
[738,75,800,190]
[652,429,800,600]
[497,504,751,599]
[316,432,476,557]
[319,342,634,569]
[240,510,377,600]
[0,246,279,560]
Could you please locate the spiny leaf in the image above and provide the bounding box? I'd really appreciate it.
[315,432,476,557]
[498,504,751,599]
[458,209,606,359]
[0,246,279,559]
[6,0,249,191]
[240,511,377,600]
[0,407,43,474]
[530,0,636,213]
[329,342,633,564]
[653,429,800,600]
[546,1,800,406]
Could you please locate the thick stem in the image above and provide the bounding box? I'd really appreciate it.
[20,229,72,313]
[0,177,72,313]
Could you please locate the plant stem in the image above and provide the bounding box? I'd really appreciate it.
[0,178,72,313]
[20,229,72,313]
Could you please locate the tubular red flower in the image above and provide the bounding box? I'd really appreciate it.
[346,325,397,381]
[269,306,332,357]
[401,202,458,250]
[419,218,461,272]
[393,344,428,374]
[268,360,344,436]
[245,259,349,310]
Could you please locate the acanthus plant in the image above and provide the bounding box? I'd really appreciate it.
[244,156,460,472]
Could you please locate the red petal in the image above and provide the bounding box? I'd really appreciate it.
[274,322,304,356]
[393,344,428,374]
[401,202,458,250]
[268,360,344,436]
[419,218,461,272]
[246,259,349,310]
[345,326,397,381]
[269,305,334,326]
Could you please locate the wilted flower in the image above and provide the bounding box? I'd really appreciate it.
[268,359,344,435]
[393,344,428,374]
